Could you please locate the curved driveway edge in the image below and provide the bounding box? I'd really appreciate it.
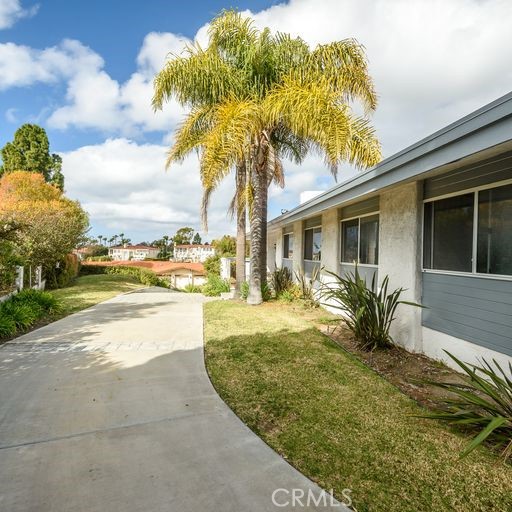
[0,289,348,511]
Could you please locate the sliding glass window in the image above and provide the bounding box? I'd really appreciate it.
[341,214,379,265]
[424,182,512,276]
[283,233,294,259]
[304,227,322,261]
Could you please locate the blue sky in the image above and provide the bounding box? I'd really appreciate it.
[1,0,511,243]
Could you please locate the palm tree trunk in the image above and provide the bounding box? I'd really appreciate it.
[234,161,246,298]
[247,149,267,305]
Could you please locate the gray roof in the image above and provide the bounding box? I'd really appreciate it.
[270,90,512,227]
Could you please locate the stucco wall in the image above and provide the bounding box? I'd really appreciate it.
[378,182,423,352]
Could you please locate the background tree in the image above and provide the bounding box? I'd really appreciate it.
[153,10,381,304]
[192,232,202,244]
[172,226,194,245]
[0,124,65,190]
[212,235,236,257]
[0,221,23,293]
[0,172,88,277]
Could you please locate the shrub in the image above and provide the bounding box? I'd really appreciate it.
[183,284,203,293]
[204,254,221,276]
[278,285,302,303]
[240,281,249,300]
[86,255,112,262]
[45,253,80,289]
[295,266,320,304]
[271,267,293,297]
[0,289,62,339]
[321,267,422,351]
[0,300,39,329]
[14,288,62,315]
[421,352,512,460]
[79,264,168,288]
[202,274,230,297]
[0,314,16,337]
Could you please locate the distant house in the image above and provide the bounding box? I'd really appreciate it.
[158,262,207,289]
[174,244,215,263]
[108,245,160,261]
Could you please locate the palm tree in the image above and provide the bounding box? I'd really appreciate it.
[153,10,381,304]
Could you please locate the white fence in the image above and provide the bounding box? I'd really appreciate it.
[0,265,44,303]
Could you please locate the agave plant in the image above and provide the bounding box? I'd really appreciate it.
[321,266,422,351]
[270,267,293,297]
[421,352,512,460]
[294,266,320,303]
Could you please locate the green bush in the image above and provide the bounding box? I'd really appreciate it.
[204,254,221,276]
[0,314,16,338]
[271,267,293,297]
[321,267,422,351]
[86,255,112,262]
[0,289,63,339]
[278,285,302,303]
[240,281,249,300]
[79,265,168,288]
[421,352,512,461]
[183,284,203,293]
[202,274,230,297]
[46,253,80,289]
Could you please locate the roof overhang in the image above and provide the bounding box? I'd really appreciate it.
[269,91,512,229]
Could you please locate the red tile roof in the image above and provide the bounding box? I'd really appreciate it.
[83,260,206,275]
[110,245,159,250]
[175,244,214,249]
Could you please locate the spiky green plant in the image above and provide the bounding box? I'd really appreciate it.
[420,352,512,460]
[294,266,321,304]
[321,267,423,351]
[270,266,294,297]
[153,10,381,305]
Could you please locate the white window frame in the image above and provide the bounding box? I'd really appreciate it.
[422,177,512,281]
[340,211,380,268]
[303,225,322,263]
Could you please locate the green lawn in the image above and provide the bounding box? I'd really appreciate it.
[50,274,144,316]
[204,301,512,512]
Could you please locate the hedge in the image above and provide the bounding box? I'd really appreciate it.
[80,264,168,288]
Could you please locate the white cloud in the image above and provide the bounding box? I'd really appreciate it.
[0,0,38,29]
[61,138,235,241]
[4,0,512,233]
[47,32,186,135]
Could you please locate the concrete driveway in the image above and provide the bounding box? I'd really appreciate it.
[0,289,346,511]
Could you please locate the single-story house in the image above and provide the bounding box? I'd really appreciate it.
[174,244,215,263]
[267,91,512,372]
[157,262,207,289]
[108,245,160,261]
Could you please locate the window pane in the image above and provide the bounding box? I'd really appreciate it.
[433,193,474,272]
[342,219,359,263]
[312,228,322,261]
[359,215,379,265]
[477,184,512,276]
[283,234,289,258]
[288,234,294,258]
[304,229,313,260]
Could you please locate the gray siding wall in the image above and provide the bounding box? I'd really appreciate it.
[424,151,512,199]
[341,196,380,218]
[339,263,378,284]
[422,272,512,356]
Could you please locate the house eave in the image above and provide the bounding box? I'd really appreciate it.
[269,90,512,228]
